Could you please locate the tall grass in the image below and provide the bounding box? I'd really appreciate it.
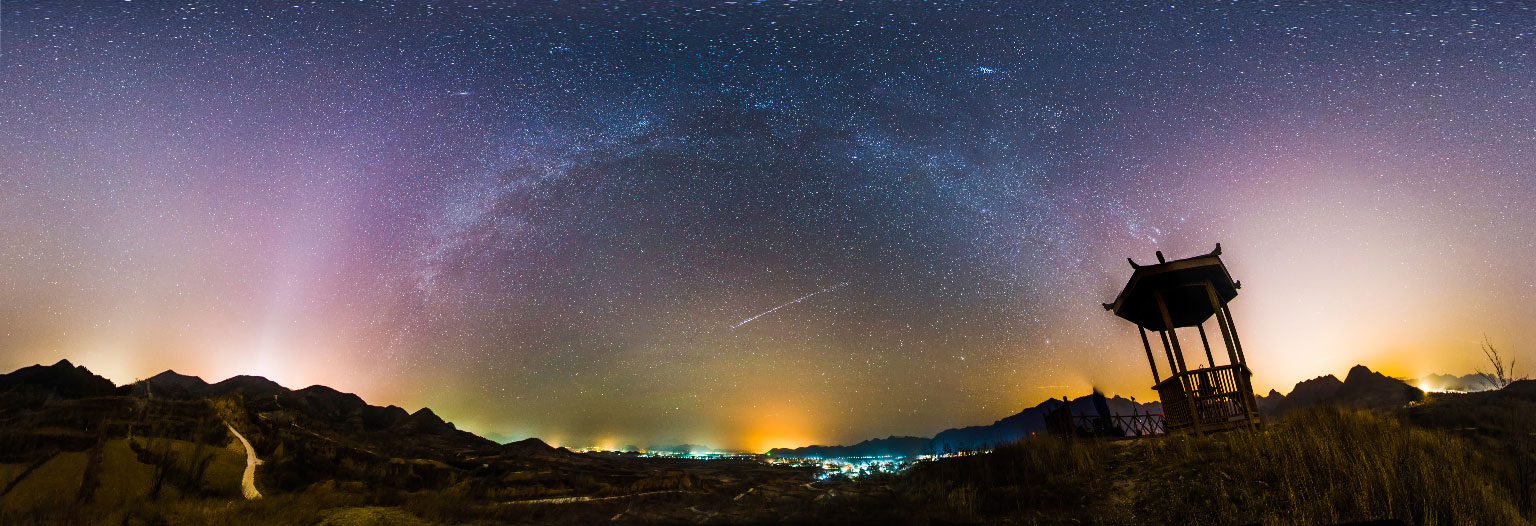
[898,436,1123,523]
[894,406,1530,525]
[1136,406,1527,524]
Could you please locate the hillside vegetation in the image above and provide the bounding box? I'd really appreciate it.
[883,401,1533,525]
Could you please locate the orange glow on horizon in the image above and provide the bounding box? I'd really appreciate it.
[735,402,821,453]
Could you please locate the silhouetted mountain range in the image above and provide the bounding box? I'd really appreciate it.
[1258,365,1425,417]
[773,365,1434,459]
[645,443,716,454]
[930,393,1160,451]
[0,360,1437,472]
[121,364,488,455]
[1257,373,1343,415]
[1403,373,1499,392]
[132,369,208,398]
[768,436,934,459]
[769,393,1163,458]
[0,359,117,403]
[0,360,592,463]
[0,360,573,488]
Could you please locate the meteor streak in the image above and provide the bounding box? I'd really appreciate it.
[732,282,849,329]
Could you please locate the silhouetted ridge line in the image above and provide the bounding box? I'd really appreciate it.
[770,393,1163,457]
[0,360,510,454]
[0,359,117,401]
[1258,364,1424,416]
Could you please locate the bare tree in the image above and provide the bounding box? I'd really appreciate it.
[1475,335,1525,390]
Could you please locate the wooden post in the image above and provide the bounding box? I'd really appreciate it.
[1155,290,1201,435]
[1223,304,1259,429]
[1196,323,1216,368]
[1154,291,1190,374]
[1222,304,1248,367]
[1139,326,1160,384]
[1168,327,1189,374]
[1203,283,1240,368]
[1158,330,1178,375]
[1203,282,1256,430]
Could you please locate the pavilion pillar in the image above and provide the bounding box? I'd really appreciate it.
[1203,282,1240,368]
[1154,291,1190,374]
[1224,303,1258,430]
[1196,323,1216,369]
[1203,281,1256,429]
[1158,330,1178,375]
[1155,290,1201,435]
[1221,304,1248,367]
[1139,326,1160,384]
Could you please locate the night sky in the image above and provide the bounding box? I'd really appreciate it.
[3,1,1533,451]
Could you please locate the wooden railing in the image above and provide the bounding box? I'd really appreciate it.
[1155,364,1259,433]
[1044,403,1166,439]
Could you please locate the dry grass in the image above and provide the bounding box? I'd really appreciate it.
[0,451,90,516]
[1136,407,1527,525]
[887,406,1531,525]
[896,436,1123,524]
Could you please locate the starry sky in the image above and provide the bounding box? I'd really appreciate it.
[2,1,1534,451]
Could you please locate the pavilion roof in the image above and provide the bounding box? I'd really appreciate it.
[1103,244,1239,331]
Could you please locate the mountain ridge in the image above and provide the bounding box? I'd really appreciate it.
[0,361,502,453]
[773,364,1429,458]
[0,360,1436,458]
[770,393,1164,458]
[1257,364,1427,417]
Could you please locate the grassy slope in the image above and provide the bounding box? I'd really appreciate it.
[0,451,91,517]
[1133,407,1525,525]
[889,405,1532,525]
[0,436,248,525]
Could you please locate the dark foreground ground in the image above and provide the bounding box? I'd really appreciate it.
[2,363,1532,525]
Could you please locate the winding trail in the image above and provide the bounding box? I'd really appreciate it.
[225,422,263,499]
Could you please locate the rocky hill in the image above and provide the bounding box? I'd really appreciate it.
[1258,365,1424,417]
[0,360,796,524]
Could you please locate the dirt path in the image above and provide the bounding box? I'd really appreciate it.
[225,422,262,499]
[1103,440,1143,522]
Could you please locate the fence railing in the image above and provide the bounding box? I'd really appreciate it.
[1155,364,1258,432]
[1044,403,1166,438]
